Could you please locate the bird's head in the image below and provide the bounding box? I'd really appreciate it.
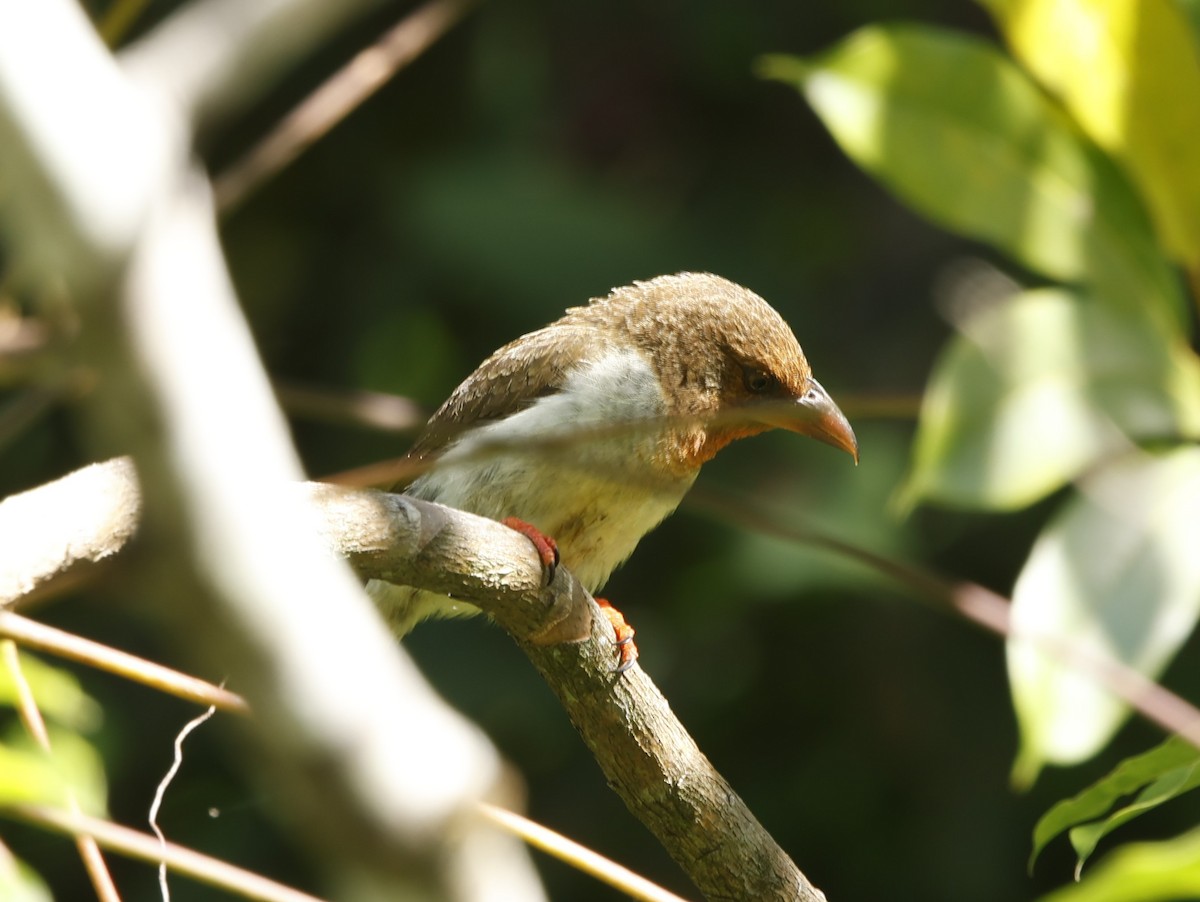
[569,272,858,472]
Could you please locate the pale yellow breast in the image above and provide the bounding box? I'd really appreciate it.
[409,347,698,592]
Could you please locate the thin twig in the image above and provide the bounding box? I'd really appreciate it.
[0,611,249,715]
[835,392,923,420]
[150,704,219,902]
[1,804,326,902]
[320,398,863,488]
[478,803,692,902]
[7,0,539,896]
[1,640,121,902]
[687,484,1200,750]
[118,0,389,136]
[214,0,476,211]
[273,381,425,433]
[18,450,1200,894]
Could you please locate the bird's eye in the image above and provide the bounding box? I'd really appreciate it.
[742,367,775,394]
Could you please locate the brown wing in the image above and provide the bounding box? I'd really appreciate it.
[399,322,604,481]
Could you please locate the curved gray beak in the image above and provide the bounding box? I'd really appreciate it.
[760,378,858,463]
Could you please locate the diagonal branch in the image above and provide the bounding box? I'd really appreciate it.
[214,0,477,212]
[307,481,825,900]
[0,2,542,898]
[1,458,826,900]
[3,804,325,902]
[118,0,387,135]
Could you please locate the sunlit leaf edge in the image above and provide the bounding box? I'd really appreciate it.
[1031,734,1200,869]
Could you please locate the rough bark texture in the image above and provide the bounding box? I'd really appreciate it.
[3,460,826,901]
[0,0,825,895]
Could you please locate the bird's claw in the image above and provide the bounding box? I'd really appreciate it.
[502,517,559,585]
[500,520,637,673]
[597,598,638,674]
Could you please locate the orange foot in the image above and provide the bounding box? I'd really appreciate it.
[597,598,638,674]
[501,517,559,585]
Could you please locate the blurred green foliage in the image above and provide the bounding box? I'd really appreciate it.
[764,25,1184,326]
[0,646,106,894]
[1032,735,1200,875]
[769,2,1200,898]
[6,0,1200,900]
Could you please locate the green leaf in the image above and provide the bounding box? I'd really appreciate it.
[980,0,1200,269]
[0,728,107,814]
[0,650,101,732]
[1008,448,1200,781]
[1037,827,1200,902]
[1032,735,1200,870]
[760,24,1184,328]
[901,288,1200,510]
[0,650,107,820]
[0,852,52,902]
[1070,764,1200,873]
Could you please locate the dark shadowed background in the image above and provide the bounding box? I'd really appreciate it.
[7,1,1199,899]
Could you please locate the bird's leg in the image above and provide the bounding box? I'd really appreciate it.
[500,517,637,674]
[596,598,638,673]
[501,517,559,584]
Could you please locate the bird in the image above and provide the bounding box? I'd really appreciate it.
[368,272,858,669]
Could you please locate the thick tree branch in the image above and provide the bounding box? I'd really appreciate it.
[2,459,826,901]
[304,486,826,898]
[0,458,140,606]
[1,0,823,897]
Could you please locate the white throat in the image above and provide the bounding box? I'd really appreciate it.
[409,347,696,591]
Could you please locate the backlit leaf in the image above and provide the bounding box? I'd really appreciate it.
[0,650,101,732]
[0,729,106,814]
[1036,827,1200,902]
[981,0,1200,269]
[761,24,1184,328]
[1008,448,1200,782]
[0,853,51,902]
[901,288,1200,510]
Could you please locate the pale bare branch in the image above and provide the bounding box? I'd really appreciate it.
[3,457,826,900]
[0,457,141,606]
[478,804,692,902]
[0,611,249,715]
[2,804,326,902]
[0,1,543,897]
[119,0,387,134]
